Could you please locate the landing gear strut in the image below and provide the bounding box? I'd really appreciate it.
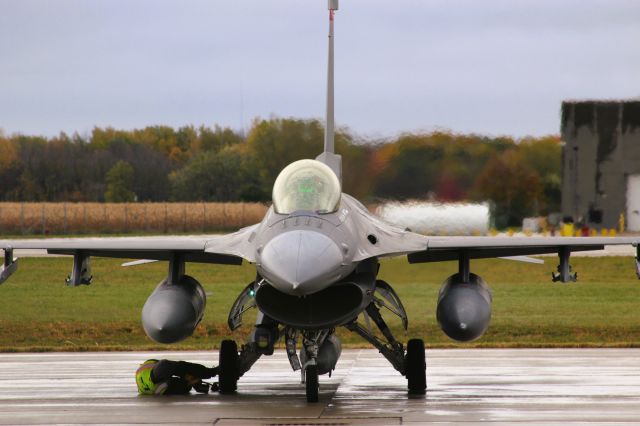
[299,329,330,403]
[552,247,577,283]
[346,298,426,395]
[219,311,278,394]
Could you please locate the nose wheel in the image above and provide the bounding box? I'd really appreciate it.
[405,338,426,395]
[219,340,239,394]
[305,364,319,402]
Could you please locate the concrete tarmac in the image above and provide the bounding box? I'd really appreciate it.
[1,349,640,425]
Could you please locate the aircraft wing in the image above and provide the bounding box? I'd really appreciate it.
[408,236,639,263]
[0,225,262,284]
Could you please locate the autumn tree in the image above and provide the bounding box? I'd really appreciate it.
[245,118,324,199]
[473,150,543,227]
[192,125,243,153]
[518,136,562,213]
[169,145,260,202]
[105,160,135,202]
[0,122,563,230]
[0,134,20,200]
[336,134,374,200]
[372,134,443,199]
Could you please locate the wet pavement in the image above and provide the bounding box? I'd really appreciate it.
[1,349,640,425]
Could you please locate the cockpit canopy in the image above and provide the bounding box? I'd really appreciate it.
[272,159,341,214]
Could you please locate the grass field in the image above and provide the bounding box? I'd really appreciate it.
[1,256,639,352]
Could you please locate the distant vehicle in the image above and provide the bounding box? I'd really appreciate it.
[1,0,638,402]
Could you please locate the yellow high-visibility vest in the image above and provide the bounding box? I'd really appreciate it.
[135,359,168,395]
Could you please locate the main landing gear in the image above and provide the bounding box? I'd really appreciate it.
[405,339,426,395]
[218,319,278,394]
[218,340,239,394]
[218,325,425,399]
[220,279,426,399]
[345,281,427,395]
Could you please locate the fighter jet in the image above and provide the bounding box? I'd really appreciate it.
[1,0,639,403]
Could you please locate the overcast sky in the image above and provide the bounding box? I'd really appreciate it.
[1,0,639,139]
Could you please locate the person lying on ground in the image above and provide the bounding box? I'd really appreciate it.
[136,359,219,395]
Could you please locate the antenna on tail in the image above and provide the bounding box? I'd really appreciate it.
[316,0,343,182]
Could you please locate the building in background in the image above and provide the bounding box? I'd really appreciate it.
[561,100,640,231]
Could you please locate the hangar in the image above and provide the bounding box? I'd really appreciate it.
[561,100,640,231]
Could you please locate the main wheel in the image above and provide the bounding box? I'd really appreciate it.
[219,339,239,394]
[405,338,426,395]
[305,364,319,403]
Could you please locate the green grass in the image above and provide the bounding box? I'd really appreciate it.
[1,256,639,351]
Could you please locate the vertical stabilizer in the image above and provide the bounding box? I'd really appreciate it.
[317,0,342,182]
[325,0,337,153]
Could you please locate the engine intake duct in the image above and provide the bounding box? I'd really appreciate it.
[142,275,206,344]
[255,263,376,330]
[436,273,492,342]
[256,282,363,330]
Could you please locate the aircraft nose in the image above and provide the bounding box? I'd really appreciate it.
[259,230,343,296]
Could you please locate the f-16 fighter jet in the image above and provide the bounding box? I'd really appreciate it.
[1,0,638,403]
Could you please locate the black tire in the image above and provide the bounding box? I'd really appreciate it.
[405,338,426,395]
[219,339,239,394]
[305,364,319,403]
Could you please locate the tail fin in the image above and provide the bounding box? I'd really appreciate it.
[316,0,342,183]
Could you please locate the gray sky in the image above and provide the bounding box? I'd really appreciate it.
[1,0,639,139]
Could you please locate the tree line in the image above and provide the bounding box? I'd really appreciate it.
[0,119,561,227]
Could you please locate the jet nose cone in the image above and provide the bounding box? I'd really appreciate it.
[259,230,343,295]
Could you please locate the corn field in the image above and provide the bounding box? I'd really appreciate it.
[0,202,268,235]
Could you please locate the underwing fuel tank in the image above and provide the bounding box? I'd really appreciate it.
[436,273,492,342]
[141,275,206,344]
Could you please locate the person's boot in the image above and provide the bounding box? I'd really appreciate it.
[193,381,210,394]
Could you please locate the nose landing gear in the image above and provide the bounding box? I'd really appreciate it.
[299,329,331,403]
[304,364,319,403]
